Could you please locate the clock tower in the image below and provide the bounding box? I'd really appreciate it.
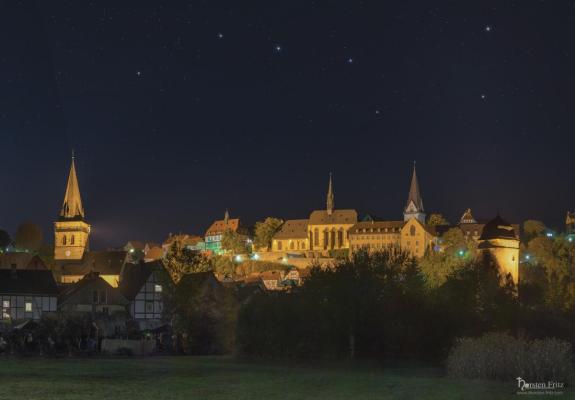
[54,153,90,260]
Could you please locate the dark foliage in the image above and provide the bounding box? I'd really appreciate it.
[236,250,569,363]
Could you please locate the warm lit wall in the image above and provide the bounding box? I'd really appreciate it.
[61,274,120,288]
[307,223,355,252]
[272,238,309,252]
[399,219,435,258]
[54,220,90,260]
[349,232,401,253]
[481,238,519,284]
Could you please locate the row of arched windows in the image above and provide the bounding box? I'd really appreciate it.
[309,228,345,250]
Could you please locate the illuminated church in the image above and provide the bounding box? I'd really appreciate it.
[54,154,91,260]
[52,155,127,287]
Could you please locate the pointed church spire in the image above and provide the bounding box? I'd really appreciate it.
[60,152,85,220]
[224,209,230,224]
[403,162,426,223]
[406,161,424,212]
[326,173,334,216]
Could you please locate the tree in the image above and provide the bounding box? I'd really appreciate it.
[526,235,575,311]
[163,241,212,282]
[419,228,477,288]
[172,274,238,355]
[0,229,11,250]
[14,222,43,252]
[427,213,449,227]
[253,217,283,251]
[221,229,245,254]
[523,220,546,243]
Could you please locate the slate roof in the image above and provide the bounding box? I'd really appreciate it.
[0,253,46,270]
[479,215,518,240]
[349,220,404,234]
[59,271,129,306]
[119,261,163,300]
[309,209,358,225]
[406,165,424,212]
[0,269,59,295]
[274,219,309,239]
[56,250,127,276]
[177,271,221,290]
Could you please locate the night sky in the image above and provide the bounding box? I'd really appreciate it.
[1,1,574,249]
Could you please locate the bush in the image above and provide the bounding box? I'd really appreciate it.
[115,347,134,357]
[447,332,573,382]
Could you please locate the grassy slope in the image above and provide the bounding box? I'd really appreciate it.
[0,356,562,400]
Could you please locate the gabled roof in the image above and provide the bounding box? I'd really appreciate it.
[119,261,164,300]
[59,271,129,306]
[0,253,46,270]
[274,219,309,239]
[56,250,127,276]
[59,156,85,220]
[349,220,404,234]
[309,209,358,225]
[459,208,477,224]
[205,219,240,236]
[163,234,203,248]
[177,271,221,289]
[405,164,424,212]
[259,270,283,281]
[125,241,146,250]
[479,215,517,240]
[0,269,59,295]
[144,246,164,261]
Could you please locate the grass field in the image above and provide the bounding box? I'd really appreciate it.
[0,356,569,400]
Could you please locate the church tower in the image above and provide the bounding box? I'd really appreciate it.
[403,163,426,223]
[54,153,91,260]
[326,173,334,216]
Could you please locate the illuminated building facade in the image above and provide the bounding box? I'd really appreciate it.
[54,154,91,261]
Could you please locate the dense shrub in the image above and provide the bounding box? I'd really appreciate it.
[447,332,573,381]
[115,347,134,357]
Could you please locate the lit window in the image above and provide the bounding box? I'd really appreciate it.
[2,300,9,308]
[154,284,162,293]
[25,302,32,312]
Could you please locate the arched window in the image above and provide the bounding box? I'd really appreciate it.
[410,225,416,236]
[314,228,319,246]
[277,241,282,250]
[71,235,75,245]
[290,241,294,250]
[62,235,67,245]
[337,230,343,248]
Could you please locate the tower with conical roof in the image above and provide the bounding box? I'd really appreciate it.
[326,173,334,216]
[54,153,91,260]
[403,162,426,223]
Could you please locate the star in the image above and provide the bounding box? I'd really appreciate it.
[347,57,354,64]
[217,32,224,39]
[481,94,486,100]
[136,71,142,77]
[274,44,282,52]
[485,25,492,32]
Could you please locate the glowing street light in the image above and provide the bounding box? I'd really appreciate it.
[235,255,243,262]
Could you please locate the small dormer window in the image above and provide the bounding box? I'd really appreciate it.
[154,284,162,293]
